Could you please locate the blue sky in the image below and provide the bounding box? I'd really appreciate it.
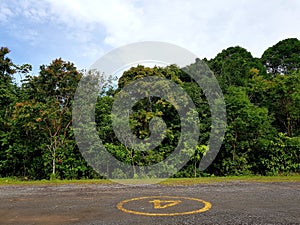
[1,0,300,76]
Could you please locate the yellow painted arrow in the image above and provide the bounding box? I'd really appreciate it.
[149,199,182,209]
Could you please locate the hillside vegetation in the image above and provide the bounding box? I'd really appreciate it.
[0,38,299,180]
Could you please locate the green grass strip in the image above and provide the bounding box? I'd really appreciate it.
[0,175,299,186]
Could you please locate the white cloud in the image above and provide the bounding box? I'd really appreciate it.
[0,5,13,23]
[2,0,300,69]
[40,0,300,59]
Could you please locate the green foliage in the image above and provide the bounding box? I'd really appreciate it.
[208,46,266,90]
[261,38,300,75]
[0,54,96,180]
[250,70,300,136]
[1,39,300,180]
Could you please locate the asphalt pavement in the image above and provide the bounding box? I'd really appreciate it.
[0,181,299,225]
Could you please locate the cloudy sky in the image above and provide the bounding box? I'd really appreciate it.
[1,0,300,74]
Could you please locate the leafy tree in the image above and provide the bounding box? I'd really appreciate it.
[210,87,275,175]
[208,46,266,90]
[19,59,86,178]
[2,39,300,180]
[0,48,17,147]
[261,38,300,75]
[98,65,199,178]
[255,133,300,175]
[250,70,300,136]
[0,47,31,177]
[7,101,47,178]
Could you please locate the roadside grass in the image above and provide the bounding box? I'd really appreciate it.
[0,177,112,186]
[0,174,299,186]
[161,175,300,186]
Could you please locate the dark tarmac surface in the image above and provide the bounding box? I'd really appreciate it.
[0,181,299,225]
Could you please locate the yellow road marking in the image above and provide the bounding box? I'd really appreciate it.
[149,199,181,209]
[117,196,211,216]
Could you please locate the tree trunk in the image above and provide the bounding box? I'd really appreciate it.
[52,138,57,176]
[52,152,56,175]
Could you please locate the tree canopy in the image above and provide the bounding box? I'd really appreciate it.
[0,38,299,179]
[261,38,300,75]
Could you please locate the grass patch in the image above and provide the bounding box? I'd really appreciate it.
[0,177,113,186]
[160,175,300,186]
[0,175,299,186]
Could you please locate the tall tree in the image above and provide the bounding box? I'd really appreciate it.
[0,47,31,177]
[250,70,300,136]
[20,59,83,178]
[261,38,300,75]
[210,87,274,175]
[208,46,266,90]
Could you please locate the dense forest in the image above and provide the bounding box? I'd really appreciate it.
[0,38,300,180]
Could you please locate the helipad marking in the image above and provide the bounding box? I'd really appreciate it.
[117,196,212,216]
[149,199,181,209]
